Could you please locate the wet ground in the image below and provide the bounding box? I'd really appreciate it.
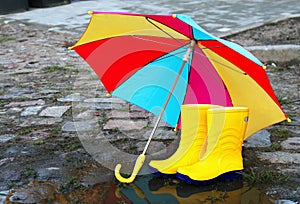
[0,7,300,204]
[3,0,300,35]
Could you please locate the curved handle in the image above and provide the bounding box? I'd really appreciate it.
[114,154,146,183]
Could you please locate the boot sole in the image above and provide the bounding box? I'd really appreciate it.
[176,170,243,186]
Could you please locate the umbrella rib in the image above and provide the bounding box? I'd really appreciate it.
[189,49,229,93]
[193,47,247,75]
[129,35,191,63]
[131,34,245,75]
[154,47,187,62]
[130,35,183,49]
[145,17,187,45]
[131,34,247,75]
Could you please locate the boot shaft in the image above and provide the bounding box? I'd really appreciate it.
[202,107,249,159]
[149,104,220,175]
[181,104,219,137]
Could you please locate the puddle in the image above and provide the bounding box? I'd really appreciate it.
[2,174,273,204]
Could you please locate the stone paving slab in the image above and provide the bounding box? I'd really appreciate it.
[258,151,300,164]
[281,137,300,150]
[103,119,148,132]
[136,141,166,155]
[39,106,71,117]
[57,93,86,102]
[0,134,16,143]
[19,118,63,127]
[5,99,45,108]
[62,121,96,132]
[106,110,150,119]
[244,130,271,148]
[20,106,43,116]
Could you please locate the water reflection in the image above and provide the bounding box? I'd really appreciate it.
[5,174,272,203]
[118,174,272,204]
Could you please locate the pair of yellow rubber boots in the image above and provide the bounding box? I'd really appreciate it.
[149,104,249,183]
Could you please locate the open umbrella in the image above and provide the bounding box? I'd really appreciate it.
[69,12,289,183]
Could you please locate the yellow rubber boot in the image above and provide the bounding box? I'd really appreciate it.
[177,107,249,182]
[149,104,219,175]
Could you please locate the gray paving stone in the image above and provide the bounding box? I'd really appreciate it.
[7,107,23,114]
[75,103,123,110]
[103,119,148,131]
[258,151,300,164]
[136,141,166,155]
[84,97,125,104]
[94,103,123,110]
[143,129,177,140]
[5,99,45,108]
[20,106,43,116]
[281,137,300,150]
[57,93,85,102]
[107,110,149,119]
[244,129,271,148]
[74,110,95,120]
[40,89,60,94]
[9,88,35,94]
[39,106,71,117]
[19,118,63,127]
[0,134,16,143]
[62,121,96,132]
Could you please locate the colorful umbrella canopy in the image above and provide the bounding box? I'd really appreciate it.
[70,11,288,138]
[70,12,289,182]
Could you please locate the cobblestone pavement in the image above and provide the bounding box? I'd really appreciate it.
[0,11,299,203]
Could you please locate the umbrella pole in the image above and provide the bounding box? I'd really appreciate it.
[115,40,196,183]
[143,39,196,155]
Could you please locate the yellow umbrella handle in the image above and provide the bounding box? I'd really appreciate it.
[114,154,146,183]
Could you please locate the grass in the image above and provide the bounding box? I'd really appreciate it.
[88,75,99,81]
[0,36,16,43]
[263,128,289,152]
[43,65,66,72]
[14,136,21,142]
[15,97,28,102]
[98,114,109,127]
[50,127,61,137]
[272,65,285,72]
[67,143,81,151]
[243,168,289,185]
[265,142,282,152]
[18,128,32,135]
[271,129,290,139]
[16,84,28,88]
[34,140,45,145]
[23,166,37,179]
[57,177,82,193]
[59,137,82,151]
[278,95,291,105]
[43,65,80,73]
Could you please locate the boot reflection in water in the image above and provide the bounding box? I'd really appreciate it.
[149,104,220,176]
[177,107,249,183]
[148,176,243,204]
